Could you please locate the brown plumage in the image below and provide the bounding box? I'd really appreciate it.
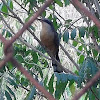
[39,18,63,73]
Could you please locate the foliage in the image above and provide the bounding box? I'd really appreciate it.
[0,0,100,100]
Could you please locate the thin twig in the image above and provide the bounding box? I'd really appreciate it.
[91,33,100,53]
[0,13,51,60]
[2,0,75,74]
[13,0,28,12]
[63,16,83,33]
[11,58,55,100]
[93,0,100,17]
[0,11,15,18]
[68,42,86,57]
[1,0,54,48]
[71,0,100,28]
[54,9,66,21]
[90,88,100,100]
[72,70,100,100]
[60,44,80,70]
[85,1,100,54]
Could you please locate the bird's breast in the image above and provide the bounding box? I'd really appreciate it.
[40,30,54,46]
[40,30,57,54]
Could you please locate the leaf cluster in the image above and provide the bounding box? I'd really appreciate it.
[0,0,100,100]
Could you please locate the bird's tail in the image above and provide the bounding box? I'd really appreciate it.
[52,53,63,73]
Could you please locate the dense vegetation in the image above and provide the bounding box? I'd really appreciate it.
[0,0,100,100]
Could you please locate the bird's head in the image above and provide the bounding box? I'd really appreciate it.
[38,18,52,25]
[37,18,55,31]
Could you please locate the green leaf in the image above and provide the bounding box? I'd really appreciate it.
[69,80,74,87]
[63,31,69,43]
[39,0,45,3]
[16,75,20,84]
[42,59,48,67]
[5,90,12,100]
[48,14,52,20]
[30,26,35,31]
[79,27,86,37]
[66,19,72,23]
[33,65,43,78]
[22,78,28,87]
[21,77,25,84]
[2,29,6,36]
[97,86,100,99]
[79,55,84,64]
[7,62,13,70]
[6,85,16,100]
[20,77,28,87]
[65,24,69,28]
[25,13,33,22]
[89,90,95,100]
[44,75,48,89]
[42,11,46,17]
[73,40,78,47]
[7,0,13,10]
[6,31,12,37]
[93,25,99,39]
[78,45,83,51]
[48,74,54,94]
[10,0,13,10]
[55,81,66,99]
[55,73,80,99]
[80,38,85,43]
[92,49,98,57]
[31,51,38,63]
[64,0,70,6]
[71,29,76,40]
[15,55,24,63]
[53,18,58,30]
[87,50,91,56]
[69,83,75,95]
[49,5,53,10]
[79,57,98,84]
[85,92,89,100]
[55,0,63,7]
[55,73,68,99]
[55,73,80,84]
[1,4,8,17]
[25,50,31,56]
[77,52,80,56]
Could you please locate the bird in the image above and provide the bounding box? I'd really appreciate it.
[38,18,63,73]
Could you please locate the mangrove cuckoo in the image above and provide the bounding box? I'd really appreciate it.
[38,18,63,73]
